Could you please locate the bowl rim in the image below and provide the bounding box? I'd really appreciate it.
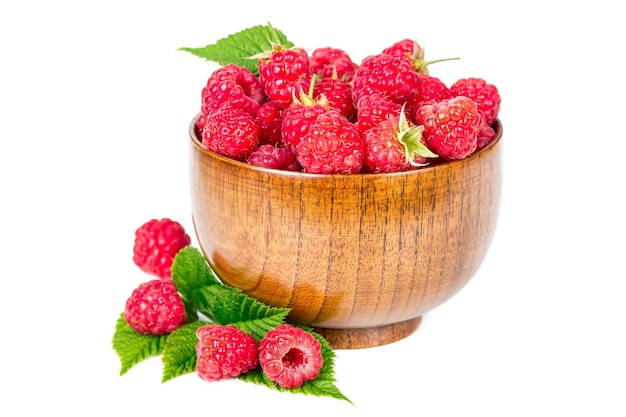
[189,114,502,179]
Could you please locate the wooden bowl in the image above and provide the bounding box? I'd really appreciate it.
[189,116,503,349]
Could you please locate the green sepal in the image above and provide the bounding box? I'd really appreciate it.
[397,104,438,165]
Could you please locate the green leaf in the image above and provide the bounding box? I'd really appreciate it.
[238,327,352,404]
[112,314,166,376]
[178,22,294,76]
[172,246,221,302]
[161,321,207,383]
[192,285,290,341]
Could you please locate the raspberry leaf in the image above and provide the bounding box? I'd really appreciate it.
[178,23,293,76]
[161,321,206,383]
[171,246,221,303]
[192,285,290,341]
[112,314,167,376]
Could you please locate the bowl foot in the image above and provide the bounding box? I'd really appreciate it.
[313,316,422,349]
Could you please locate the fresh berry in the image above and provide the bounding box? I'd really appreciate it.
[294,109,364,174]
[133,218,191,279]
[313,76,357,121]
[258,45,313,109]
[383,39,460,74]
[362,108,437,173]
[409,73,453,112]
[256,101,283,146]
[259,324,323,389]
[246,144,301,171]
[450,77,501,125]
[196,325,259,382]
[476,120,497,152]
[355,93,404,135]
[309,47,358,81]
[414,95,481,160]
[202,107,260,160]
[200,64,266,119]
[280,91,330,151]
[123,279,187,335]
[351,53,421,105]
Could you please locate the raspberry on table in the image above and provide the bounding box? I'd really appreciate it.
[123,279,187,335]
[132,218,191,279]
[259,324,324,389]
[195,324,259,382]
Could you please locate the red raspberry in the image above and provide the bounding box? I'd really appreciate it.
[202,107,260,160]
[309,47,358,81]
[256,101,283,146]
[383,38,460,74]
[415,96,481,160]
[259,324,323,389]
[258,46,313,109]
[362,110,437,173]
[294,109,364,174]
[352,53,421,105]
[123,279,187,335]
[476,119,497,152]
[450,77,501,125]
[280,93,330,151]
[196,324,259,382]
[409,73,453,113]
[246,144,301,171]
[313,76,357,121]
[133,218,191,279]
[355,93,404,135]
[200,64,266,119]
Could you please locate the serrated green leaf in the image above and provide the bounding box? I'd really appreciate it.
[161,321,207,383]
[172,246,221,303]
[192,285,290,341]
[178,22,294,76]
[238,327,352,404]
[112,314,167,376]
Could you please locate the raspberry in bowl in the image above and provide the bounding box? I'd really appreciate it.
[188,115,503,349]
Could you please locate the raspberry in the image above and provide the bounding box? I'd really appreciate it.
[255,101,283,146]
[259,324,323,389]
[133,218,191,279]
[246,144,301,171]
[414,95,481,160]
[352,53,421,105]
[362,109,436,173]
[450,77,501,125]
[383,38,460,74]
[355,93,404,135]
[313,76,357,122]
[309,47,358,81]
[476,119,497,152]
[196,324,259,382]
[200,64,266,118]
[202,107,260,160]
[123,279,187,335]
[294,110,364,174]
[409,73,453,113]
[280,92,330,151]
[258,45,313,109]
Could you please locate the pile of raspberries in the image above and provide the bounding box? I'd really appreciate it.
[195,39,501,174]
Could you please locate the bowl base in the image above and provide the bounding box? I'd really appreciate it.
[313,316,422,349]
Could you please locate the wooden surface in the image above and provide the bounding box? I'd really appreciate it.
[189,118,503,348]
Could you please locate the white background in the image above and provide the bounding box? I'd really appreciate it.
[2,1,624,415]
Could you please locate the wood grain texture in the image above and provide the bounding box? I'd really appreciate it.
[189,117,503,348]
